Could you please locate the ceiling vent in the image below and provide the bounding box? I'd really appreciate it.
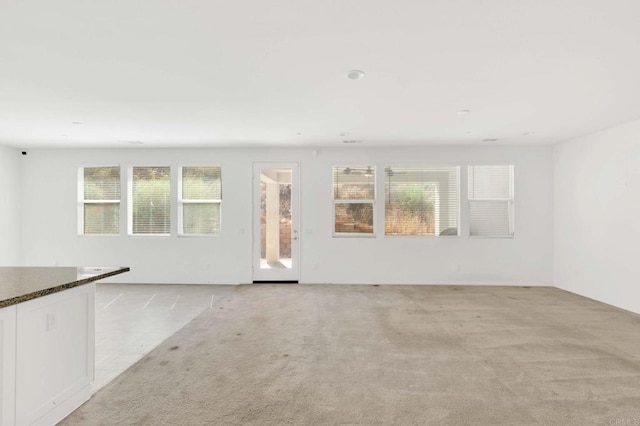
[342,140,363,144]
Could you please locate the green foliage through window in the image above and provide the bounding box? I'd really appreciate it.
[83,166,120,235]
[132,167,171,235]
[180,166,222,235]
[385,167,459,236]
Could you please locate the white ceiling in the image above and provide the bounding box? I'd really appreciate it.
[2,0,640,148]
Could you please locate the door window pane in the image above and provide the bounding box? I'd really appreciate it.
[260,169,292,269]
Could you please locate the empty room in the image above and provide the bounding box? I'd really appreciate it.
[1,0,639,425]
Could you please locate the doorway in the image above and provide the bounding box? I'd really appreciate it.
[252,163,299,282]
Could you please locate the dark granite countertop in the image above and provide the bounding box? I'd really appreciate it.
[0,266,130,308]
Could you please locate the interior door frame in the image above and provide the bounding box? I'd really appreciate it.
[252,162,300,283]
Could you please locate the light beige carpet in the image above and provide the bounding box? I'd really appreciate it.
[61,285,640,425]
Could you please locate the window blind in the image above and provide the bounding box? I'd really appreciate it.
[83,166,120,235]
[181,166,222,235]
[385,166,459,236]
[333,166,375,234]
[131,167,171,235]
[468,165,514,237]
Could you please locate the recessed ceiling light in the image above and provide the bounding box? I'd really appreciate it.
[126,141,144,145]
[340,132,350,137]
[482,138,499,142]
[457,109,471,115]
[346,70,365,80]
[60,134,68,137]
[465,131,472,134]
[296,132,303,136]
[342,140,363,144]
[522,131,535,136]
[71,121,84,126]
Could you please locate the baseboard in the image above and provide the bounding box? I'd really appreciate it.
[31,383,90,426]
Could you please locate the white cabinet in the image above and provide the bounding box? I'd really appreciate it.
[15,283,95,426]
[0,283,95,426]
[1,305,17,426]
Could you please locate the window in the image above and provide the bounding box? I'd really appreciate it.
[79,166,121,235]
[333,166,375,235]
[129,166,171,235]
[468,165,514,237]
[179,166,222,235]
[385,166,459,236]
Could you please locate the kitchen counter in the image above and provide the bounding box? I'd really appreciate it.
[0,266,130,426]
[0,266,129,308]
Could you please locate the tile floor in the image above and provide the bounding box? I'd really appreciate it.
[260,258,292,269]
[92,283,236,393]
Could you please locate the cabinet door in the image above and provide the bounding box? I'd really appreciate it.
[1,305,17,426]
[15,284,95,426]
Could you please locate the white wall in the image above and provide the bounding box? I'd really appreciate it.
[20,145,553,285]
[554,120,640,314]
[0,146,22,265]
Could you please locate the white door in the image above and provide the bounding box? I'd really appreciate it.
[252,163,300,282]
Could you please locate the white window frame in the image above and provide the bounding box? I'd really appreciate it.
[77,165,121,236]
[467,164,515,238]
[178,166,222,237]
[332,165,377,238]
[128,165,172,237]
